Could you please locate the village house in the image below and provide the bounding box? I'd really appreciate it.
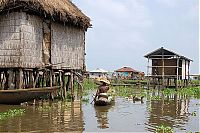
[144,47,192,89]
[115,67,145,80]
[0,0,91,98]
[89,68,108,79]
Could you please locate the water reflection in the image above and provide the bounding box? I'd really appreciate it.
[94,105,114,129]
[0,90,199,132]
[0,100,84,132]
[146,93,190,132]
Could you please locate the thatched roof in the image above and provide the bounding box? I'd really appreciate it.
[0,0,91,29]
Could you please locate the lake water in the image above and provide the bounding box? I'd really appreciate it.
[0,90,199,132]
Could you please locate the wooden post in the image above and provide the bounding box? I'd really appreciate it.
[147,58,150,89]
[33,71,39,88]
[162,51,165,89]
[7,69,14,90]
[167,78,169,88]
[16,68,23,89]
[29,71,34,88]
[42,72,45,87]
[62,72,67,98]
[59,71,64,99]
[176,58,179,90]
[0,71,2,90]
[53,72,56,86]
[50,70,53,87]
[71,72,74,101]
[187,61,190,87]
[66,75,70,92]
[50,70,54,100]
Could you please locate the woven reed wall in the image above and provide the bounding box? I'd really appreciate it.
[0,12,43,68]
[51,23,85,70]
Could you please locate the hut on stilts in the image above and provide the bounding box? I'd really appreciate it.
[144,47,192,90]
[0,0,91,100]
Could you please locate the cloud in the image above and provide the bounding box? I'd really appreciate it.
[76,0,152,49]
[155,0,182,8]
[72,0,198,73]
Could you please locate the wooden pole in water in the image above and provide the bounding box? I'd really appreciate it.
[0,71,2,90]
[71,72,74,101]
[16,68,23,89]
[29,70,34,88]
[147,57,150,89]
[176,58,179,90]
[62,72,67,98]
[33,71,39,88]
[59,71,64,99]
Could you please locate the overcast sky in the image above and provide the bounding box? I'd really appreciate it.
[72,0,199,74]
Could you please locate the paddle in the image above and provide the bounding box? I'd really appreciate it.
[90,93,97,104]
[90,98,95,104]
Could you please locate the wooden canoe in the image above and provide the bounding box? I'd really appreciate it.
[94,95,113,106]
[0,86,60,105]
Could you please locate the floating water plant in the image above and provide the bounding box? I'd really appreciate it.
[156,124,173,133]
[0,109,25,121]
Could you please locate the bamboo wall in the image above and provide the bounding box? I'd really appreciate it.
[51,23,85,70]
[0,12,43,68]
[0,12,86,70]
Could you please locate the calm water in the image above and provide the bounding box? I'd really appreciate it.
[0,91,199,132]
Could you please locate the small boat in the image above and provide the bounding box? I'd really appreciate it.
[94,93,113,106]
[0,86,59,105]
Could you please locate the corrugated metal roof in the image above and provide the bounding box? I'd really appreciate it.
[144,47,192,61]
[90,68,108,73]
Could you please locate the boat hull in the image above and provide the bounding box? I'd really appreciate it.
[94,96,113,106]
[0,87,59,105]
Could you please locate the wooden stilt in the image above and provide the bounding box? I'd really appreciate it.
[59,71,64,99]
[29,71,34,88]
[4,70,9,90]
[71,72,74,101]
[42,72,45,87]
[33,71,39,88]
[62,72,67,98]
[15,68,23,89]
[7,69,14,90]
[0,71,2,90]
[66,75,70,92]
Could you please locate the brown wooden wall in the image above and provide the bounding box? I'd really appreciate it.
[152,59,182,76]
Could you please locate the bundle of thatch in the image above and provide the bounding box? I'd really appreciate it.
[0,0,91,29]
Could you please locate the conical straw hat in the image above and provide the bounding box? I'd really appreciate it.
[99,78,110,85]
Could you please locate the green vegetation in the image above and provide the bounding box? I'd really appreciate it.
[163,87,200,99]
[156,125,173,133]
[83,79,97,90]
[178,87,200,99]
[0,109,25,121]
[112,79,148,84]
[113,85,200,101]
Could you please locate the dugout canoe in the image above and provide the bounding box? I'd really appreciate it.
[0,86,59,105]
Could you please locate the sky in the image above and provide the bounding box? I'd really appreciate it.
[72,0,199,74]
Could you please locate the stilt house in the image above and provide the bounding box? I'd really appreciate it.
[0,0,91,98]
[144,47,192,89]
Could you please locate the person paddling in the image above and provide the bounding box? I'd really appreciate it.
[95,78,110,101]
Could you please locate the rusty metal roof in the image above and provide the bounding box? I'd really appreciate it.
[115,67,139,72]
